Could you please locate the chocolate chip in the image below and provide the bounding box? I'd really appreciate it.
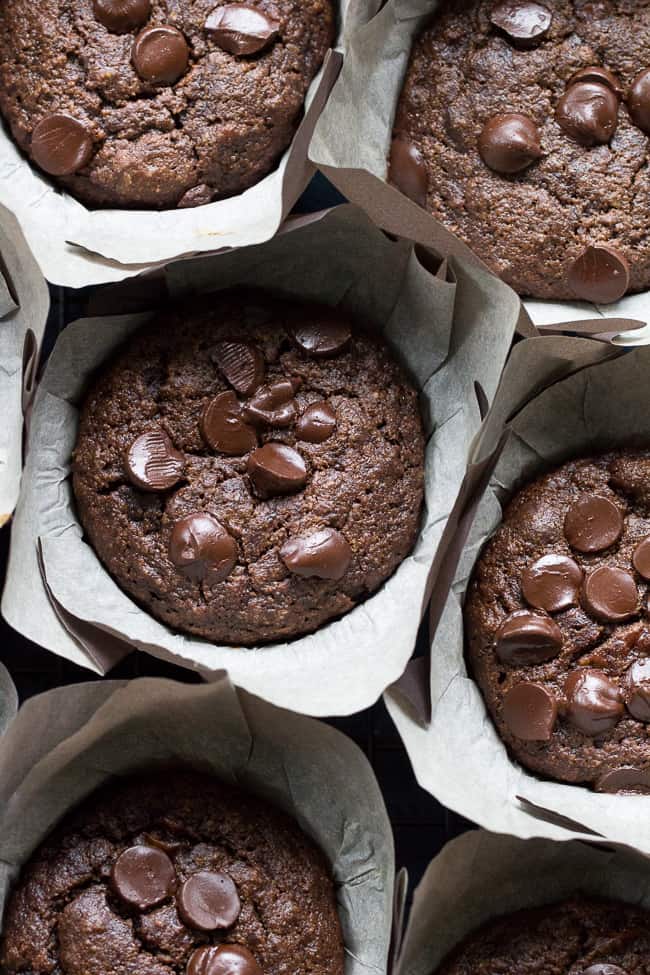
[478,114,542,174]
[92,0,151,33]
[178,184,214,208]
[205,4,280,55]
[595,768,650,796]
[169,513,237,584]
[125,428,185,491]
[563,494,624,552]
[187,944,263,975]
[567,245,630,304]
[623,659,650,722]
[111,845,176,910]
[212,341,265,395]
[565,668,623,735]
[502,682,558,740]
[132,25,189,84]
[489,1,552,47]
[629,68,650,135]
[201,391,258,455]
[247,443,307,497]
[569,66,623,98]
[31,114,94,176]
[296,401,337,443]
[581,566,639,622]
[494,610,563,665]
[288,315,351,358]
[388,136,428,207]
[177,872,240,931]
[521,554,583,613]
[556,81,619,145]
[633,537,650,580]
[242,379,296,427]
[280,528,352,580]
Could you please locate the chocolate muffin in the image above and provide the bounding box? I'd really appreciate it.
[435,897,650,975]
[465,449,650,792]
[0,770,344,975]
[72,291,425,646]
[390,0,650,302]
[0,0,334,209]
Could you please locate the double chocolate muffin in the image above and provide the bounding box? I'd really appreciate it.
[0,0,334,209]
[72,291,425,646]
[0,770,344,975]
[466,450,650,792]
[435,897,650,975]
[390,0,650,302]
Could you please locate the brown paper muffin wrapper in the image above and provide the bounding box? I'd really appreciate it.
[1,204,519,711]
[386,335,650,854]
[395,830,650,975]
[0,204,49,523]
[0,674,393,974]
[308,0,649,345]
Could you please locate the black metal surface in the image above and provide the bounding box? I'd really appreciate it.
[0,174,472,892]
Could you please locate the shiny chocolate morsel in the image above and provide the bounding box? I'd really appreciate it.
[581,566,639,622]
[169,512,237,584]
[623,658,650,722]
[563,494,624,552]
[521,554,583,613]
[494,610,563,665]
[489,0,552,47]
[280,528,352,580]
[31,114,94,176]
[567,245,630,305]
[205,4,280,55]
[564,668,623,735]
[177,872,241,931]
[201,390,258,455]
[556,81,619,146]
[132,25,189,84]
[478,113,542,174]
[212,341,265,395]
[125,428,185,491]
[247,442,307,497]
[388,136,428,207]
[111,845,176,910]
[502,681,558,740]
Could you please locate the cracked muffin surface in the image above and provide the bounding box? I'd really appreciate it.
[435,897,650,975]
[0,770,344,975]
[391,0,650,300]
[0,0,334,209]
[72,290,425,646]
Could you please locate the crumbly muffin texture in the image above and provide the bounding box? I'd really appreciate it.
[0,771,344,975]
[72,291,425,646]
[465,450,650,792]
[436,897,650,975]
[0,0,334,209]
[391,0,650,300]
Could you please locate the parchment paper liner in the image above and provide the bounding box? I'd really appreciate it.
[0,0,349,289]
[1,204,519,710]
[386,335,650,854]
[308,0,650,345]
[0,203,50,523]
[0,674,393,975]
[396,830,650,975]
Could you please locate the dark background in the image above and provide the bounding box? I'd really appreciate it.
[0,173,472,892]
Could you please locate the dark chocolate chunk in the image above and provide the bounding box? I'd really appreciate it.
[242,379,296,427]
[177,872,240,931]
[633,536,650,580]
[502,682,558,740]
[132,25,189,84]
[564,669,623,735]
[521,554,583,613]
[201,391,258,455]
[288,316,351,358]
[629,68,650,135]
[280,528,352,580]
[623,658,650,722]
[494,610,563,665]
[111,845,176,910]
[388,136,428,207]
[594,768,650,796]
[31,114,93,176]
[567,245,630,305]
[205,4,280,55]
[169,513,237,584]
[569,66,623,98]
[92,0,151,33]
[581,566,638,622]
[247,442,307,497]
[489,0,552,47]
[212,341,265,395]
[125,428,185,491]
[556,81,618,145]
[187,944,263,975]
[478,113,542,174]
[563,494,624,552]
[296,401,337,443]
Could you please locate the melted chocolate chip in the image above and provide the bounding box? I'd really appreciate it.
[177,872,240,931]
[169,513,237,584]
[111,845,176,910]
[521,554,583,613]
[581,566,639,622]
[132,25,189,84]
[623,659,650,722]
[563,494,624,552]
[567,245,630,305]
[288,316,351,358]
[242,379,296,427]
[92,0,151,33]
[629,68,650,135]
[125,428,185,491]
[565,669,623,735]
[205,4,280,55]
[569,66,623,98]
[556,81,619,145]
[280,528,352,580]
[388,136,428,207]
[201,391,257,455]
[489,0,552,47]
[212,341,265,395]
[478,114,542,174]
[247,443,307,497]
[494,610,563,665]
[296,401,337,443]
[187,944,263,975]
[178,184,214,208]
[31,115,94,176]
[502,682,558,740]
[594,768,650,796]
[633,536,650,580]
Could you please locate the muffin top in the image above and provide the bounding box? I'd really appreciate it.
[466,450,650,791]
[0,770,344,975]
[390,0,650,301]
[436,896,650,975]
[0,0,334,209]
[72,291,425,646]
